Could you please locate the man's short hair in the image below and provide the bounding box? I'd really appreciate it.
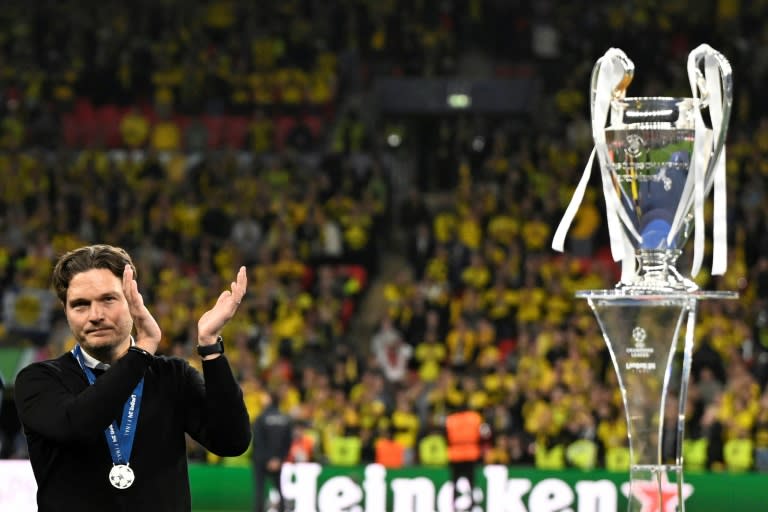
[51,244,136,303]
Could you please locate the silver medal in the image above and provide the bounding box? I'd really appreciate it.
[109,464,135,489]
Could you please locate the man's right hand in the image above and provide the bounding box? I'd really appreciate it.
[123,265,162,354]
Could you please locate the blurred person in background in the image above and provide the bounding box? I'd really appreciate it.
[0,372,4,449]
[14,244,251,511]
[252,390,293,512]
[286,420,315,464]
[445,404,490,512]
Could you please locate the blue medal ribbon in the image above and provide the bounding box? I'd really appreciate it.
[72,345,144,467]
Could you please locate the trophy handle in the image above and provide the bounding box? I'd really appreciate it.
[590,48,634,122]
[590,49,643,284]
[552,48,636,256]
[687,45,732,193]
[672,44,733,277]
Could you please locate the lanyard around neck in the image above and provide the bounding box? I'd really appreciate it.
[72,345,144,465]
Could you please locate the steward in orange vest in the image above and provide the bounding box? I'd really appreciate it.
[286,421,315,463]
[375,435,406,468]
[446,410,483,462]
[445,409,488,511]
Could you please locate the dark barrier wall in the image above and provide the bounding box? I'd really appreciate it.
[189,462,767,511]
[373,78,539,114]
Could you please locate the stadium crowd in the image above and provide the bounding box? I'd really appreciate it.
[1,0,768,474]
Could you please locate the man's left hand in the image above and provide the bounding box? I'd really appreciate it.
[197,266,247,345]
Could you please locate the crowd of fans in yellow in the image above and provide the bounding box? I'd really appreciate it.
[1,0,768,473]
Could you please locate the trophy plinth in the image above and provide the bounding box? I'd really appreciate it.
[576,291,736,511]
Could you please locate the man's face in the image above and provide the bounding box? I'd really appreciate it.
[65,268,133,359]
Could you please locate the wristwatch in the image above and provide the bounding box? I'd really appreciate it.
[197,336,225,357]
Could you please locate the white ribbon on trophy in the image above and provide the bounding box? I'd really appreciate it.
[552,48,641,284]
[672,45,732,277]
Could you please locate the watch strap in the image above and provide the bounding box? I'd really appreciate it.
[197,336,225,357]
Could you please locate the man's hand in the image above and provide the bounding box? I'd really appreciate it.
[197,266,247,345]
[123,265,162,354]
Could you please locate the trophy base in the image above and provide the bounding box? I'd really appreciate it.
[618,250,699,293]
[615,279,697,294]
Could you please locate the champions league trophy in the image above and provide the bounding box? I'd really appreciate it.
[552,44,734,511]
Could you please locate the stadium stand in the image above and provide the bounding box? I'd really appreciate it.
[0,0,768,475]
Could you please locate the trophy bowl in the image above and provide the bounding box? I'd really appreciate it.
[605,96,698,291]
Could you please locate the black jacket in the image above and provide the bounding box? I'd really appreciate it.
[14,350,251,512]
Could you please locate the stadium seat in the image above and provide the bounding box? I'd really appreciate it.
[202,116,225,149]
[274,116,296,151]
[302,114,325,139]
[223,116,249,149]
[339,265,368,290]
[61,113,81,148]
[73,98,95,122]
[498,339,516,360]
[340,299,355,330]
[97,105,125,148]
[301,267,314,291]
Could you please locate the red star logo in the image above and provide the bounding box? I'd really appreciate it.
[620,471,693,512]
